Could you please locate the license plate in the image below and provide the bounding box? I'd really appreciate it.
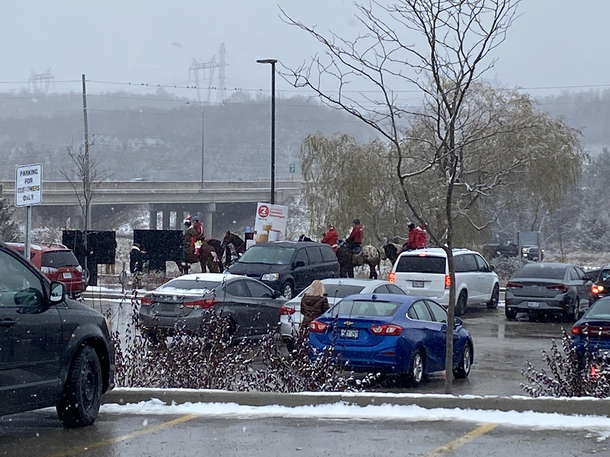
[528,302,541,308]
[62,272,72,279]
[412,280,424,288]
[340,329,358,339]
[157,303,176,312]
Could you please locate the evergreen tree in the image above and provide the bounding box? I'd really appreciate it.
[0,184,19,242]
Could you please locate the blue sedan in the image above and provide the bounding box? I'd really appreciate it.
[308,294,474,386]
[571,296,610,359]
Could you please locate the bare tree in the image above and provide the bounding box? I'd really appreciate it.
[0,184,19,242]
[60,144,106,232]
[283,0,581,392]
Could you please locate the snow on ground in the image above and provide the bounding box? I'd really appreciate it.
[100,399,610,440]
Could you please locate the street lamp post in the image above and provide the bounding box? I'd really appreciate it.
[186,102,205,189]
[256,58,277,205]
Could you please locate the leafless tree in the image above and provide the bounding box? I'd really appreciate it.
[283,0,582,392]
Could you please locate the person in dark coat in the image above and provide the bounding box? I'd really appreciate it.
[129,243,145,274]
[300,279,330,334]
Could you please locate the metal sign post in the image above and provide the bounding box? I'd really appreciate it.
[15,164,43,259]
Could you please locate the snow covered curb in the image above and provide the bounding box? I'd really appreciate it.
[103,388,610,417]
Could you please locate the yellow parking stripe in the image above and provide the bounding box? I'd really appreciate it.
[423,422,498,456]
[48,413,199,457]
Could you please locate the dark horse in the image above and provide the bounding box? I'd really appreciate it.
[336,244,381,279]
[221,231,246,267]
[177,238,225,275]
[382,242,405,266]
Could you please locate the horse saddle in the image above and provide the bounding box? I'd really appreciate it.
[352,246,362,255]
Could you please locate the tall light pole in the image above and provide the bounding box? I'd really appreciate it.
[186,101,205,188]
[256,58,277,205]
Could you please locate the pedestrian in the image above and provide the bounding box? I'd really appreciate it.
[300,279,330,335]
[321,224,338,246]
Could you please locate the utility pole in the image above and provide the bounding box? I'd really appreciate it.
[82,74,91,285]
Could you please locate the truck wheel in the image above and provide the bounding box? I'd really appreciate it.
[57,345,103,428]
[455,292,468,316]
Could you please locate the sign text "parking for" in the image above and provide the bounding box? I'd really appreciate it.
[15,164,43,206]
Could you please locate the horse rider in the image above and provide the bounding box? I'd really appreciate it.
[321,224,338,246]
[404,222,427,250]
[344,218,363,254]
[182,216,219,273]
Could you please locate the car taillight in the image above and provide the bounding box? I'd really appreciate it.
[388,272,395,283]
[444,275,451,289]
[547,284,569,294]
[592,284,604,294]
[506,282,523,290]
[309,320,328,333]
[183,299,217,309]
[370,324,403,336]
[140,296,154,305]
[571,325,584,336]
[279,305,296,315]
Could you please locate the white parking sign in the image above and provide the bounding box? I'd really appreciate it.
[15,163,43,206]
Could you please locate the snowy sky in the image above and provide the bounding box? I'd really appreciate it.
[100,398,610,441]
[1,0,609,99]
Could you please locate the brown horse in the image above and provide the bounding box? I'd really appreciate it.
[177,238,225,275]
[336,244,381,279]
[221,231,246,266]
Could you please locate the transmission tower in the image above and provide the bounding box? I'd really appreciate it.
[28,68,54,94]
[188,43,227,104]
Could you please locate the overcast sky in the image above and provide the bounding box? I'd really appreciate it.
[1,0,608,100]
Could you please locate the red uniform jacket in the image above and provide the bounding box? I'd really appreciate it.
[347,225,363,244]
[321,228,338,246]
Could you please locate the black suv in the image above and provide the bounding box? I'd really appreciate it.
[226,241,340,299]
[0,242,114,427]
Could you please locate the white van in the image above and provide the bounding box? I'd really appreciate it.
[389,248,499,316]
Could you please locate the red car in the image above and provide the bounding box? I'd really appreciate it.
[6,242,88,297]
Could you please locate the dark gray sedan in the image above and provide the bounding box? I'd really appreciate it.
[138,273,285,340]
[505,262,591,321]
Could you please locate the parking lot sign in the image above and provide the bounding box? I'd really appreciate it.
[15,163,43,206]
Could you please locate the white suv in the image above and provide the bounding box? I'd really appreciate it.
[389,248,499,316]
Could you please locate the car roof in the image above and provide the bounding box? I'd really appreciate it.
[249,241,328,248]
[5,242,72,253]
[339,293,418,304]
[166,273,243,282]
[318,278,391,286]
[396,247,473,257]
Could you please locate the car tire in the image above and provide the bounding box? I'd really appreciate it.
[453,342,472,379]
[57,345,103,428]
[487,284,500,309]
[455,292,467,317]
[281,282,294,300]
[565,297,579,322]
[408,348,425,387]
[505,307,517,320]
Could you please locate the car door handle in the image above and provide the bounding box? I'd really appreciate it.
[0,318,17,328]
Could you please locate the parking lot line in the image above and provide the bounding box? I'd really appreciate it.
[423,422,498,456]
[47,413,199,457]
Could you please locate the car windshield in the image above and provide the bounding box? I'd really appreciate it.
[331,299,400,316]
[41,251,80,268]
[238,246,295,264]
[158,279,221,292]
[585,299,610,319]
[598,269,610,282]
[323,285,365,298]
[513,264,567,280]
[395,255,445,274]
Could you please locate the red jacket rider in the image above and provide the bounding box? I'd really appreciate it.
[321,225,338,246]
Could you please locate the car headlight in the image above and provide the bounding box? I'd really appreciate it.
[261,273,280,281]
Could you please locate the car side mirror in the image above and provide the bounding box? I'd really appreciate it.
[489,265,495,272]
[294,261,305,268]
[454,317,463,327]
[50,281,66,304]
[273,290,282,299]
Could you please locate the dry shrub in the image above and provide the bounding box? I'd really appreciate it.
[108,296,377,392]
[521,328,610,398]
